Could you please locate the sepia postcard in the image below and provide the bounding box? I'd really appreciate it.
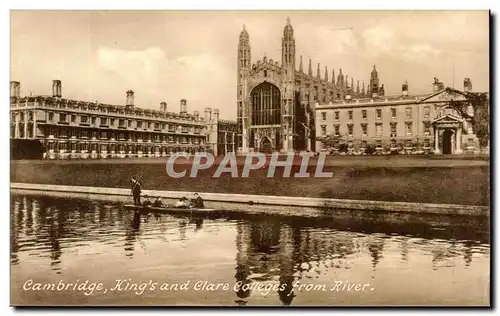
[9,10,490,307]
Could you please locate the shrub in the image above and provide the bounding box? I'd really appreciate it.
[338,143,348,153]
[364,144,377,155]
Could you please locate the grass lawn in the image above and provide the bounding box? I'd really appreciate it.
[11,155,490,206]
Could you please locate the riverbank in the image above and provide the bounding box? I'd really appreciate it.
[11,183,489,216]
[11,156,490,206]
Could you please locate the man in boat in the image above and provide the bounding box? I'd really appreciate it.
[153,196,164,207]
[142,195,153,207]
[131,176,142,206]
[191,193,205,209]
[175,196,191,208]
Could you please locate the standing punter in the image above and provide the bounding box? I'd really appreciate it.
[131,176,142,206]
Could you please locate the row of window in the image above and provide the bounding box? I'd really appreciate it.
[11,123,34,138]
[321,106,432,121]
[45,128,205,144]
[320,122,432,137]
[329,138,476,149]
[11,112,34,122]
[330,139,433,148]
[19,101,199,121]
[46,113,203,133]
[47,142,206,152]
[217,132,236,143]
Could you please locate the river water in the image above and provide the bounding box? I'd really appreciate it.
[10,194,490,306]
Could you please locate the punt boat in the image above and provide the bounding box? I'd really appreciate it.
[123,204,217,213]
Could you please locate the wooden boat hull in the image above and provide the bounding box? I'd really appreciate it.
[124,204,216,213]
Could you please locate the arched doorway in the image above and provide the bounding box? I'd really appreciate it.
[442,129,454,154]
[260,137,272,154]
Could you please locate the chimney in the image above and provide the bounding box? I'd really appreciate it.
[464,78,472,92]
[160,101,167,113]
[204,107,212,121]
[57,80,62,97]
[126,90,134,107]
[10,81,20,99]
[52,80,61,97]
[432,77,444,93]
[213,109,220,121]
[402,81,409,96]
[378,84,385,97]
[194,110,199,120]
[180,99,187,114]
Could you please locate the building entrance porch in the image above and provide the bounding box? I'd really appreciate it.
[433,116,463,155]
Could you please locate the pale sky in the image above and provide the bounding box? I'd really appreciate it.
[11,11,489,120]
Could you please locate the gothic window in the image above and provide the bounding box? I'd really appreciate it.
[250,82,281,126]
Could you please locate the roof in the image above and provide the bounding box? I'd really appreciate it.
[12,94,204,121]
[315,87,489,110]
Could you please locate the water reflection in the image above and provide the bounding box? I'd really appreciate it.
[10,194,490,306]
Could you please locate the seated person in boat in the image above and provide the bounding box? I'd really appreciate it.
[142,195,153,207]
[153,197,164,207]
[191,193,205,209]
[175,196,191,208]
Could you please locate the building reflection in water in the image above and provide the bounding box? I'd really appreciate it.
[10,194,490,306]
[178,219,187,240]
[368,238,385,273]
[277,224,295,305]
[232,217,477,305]
[124,211,141,258]
[234,222,251,303]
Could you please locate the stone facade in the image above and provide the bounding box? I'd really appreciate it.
[237,18,368,154]
[315,77,486,155]
[10,80,236,159]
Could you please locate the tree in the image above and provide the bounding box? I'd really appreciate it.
[470,93,490,148]
[448,89,490,149]
[318,133,344,149]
